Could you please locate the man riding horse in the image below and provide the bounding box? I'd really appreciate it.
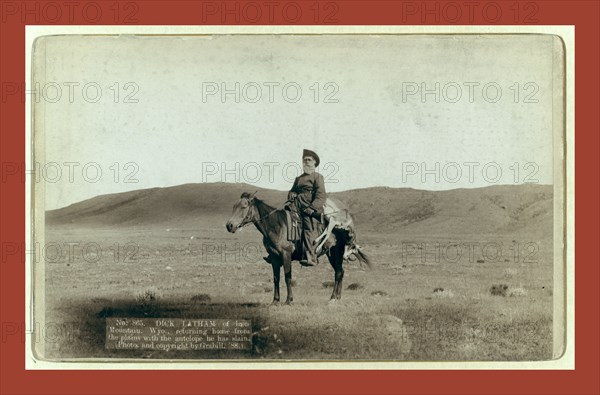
[226,151,371,303]
[264,149,326,266]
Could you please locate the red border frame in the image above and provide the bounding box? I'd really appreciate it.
[1,1,598,394]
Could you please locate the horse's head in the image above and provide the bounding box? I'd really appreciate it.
[225,192,258,233]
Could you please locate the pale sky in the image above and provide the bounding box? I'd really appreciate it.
[34,34,560,209]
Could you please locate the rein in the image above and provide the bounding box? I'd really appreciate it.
[239,199,280,229]
[237,197,352,229]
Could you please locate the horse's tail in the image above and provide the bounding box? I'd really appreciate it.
[354,245,373,270]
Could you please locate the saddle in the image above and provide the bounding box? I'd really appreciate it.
[285,199,326,264]
[286,210,302,242]
[285,199,324,242]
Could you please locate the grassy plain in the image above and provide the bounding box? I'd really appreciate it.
[42,222,553,361]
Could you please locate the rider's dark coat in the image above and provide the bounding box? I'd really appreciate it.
[289,171,326,212]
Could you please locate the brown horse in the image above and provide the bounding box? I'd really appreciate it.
[225,192,371,304]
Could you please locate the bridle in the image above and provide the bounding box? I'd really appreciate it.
[236,197,279,229]
[237,198,258,229]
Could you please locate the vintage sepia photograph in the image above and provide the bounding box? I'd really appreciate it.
[30,29,566,363]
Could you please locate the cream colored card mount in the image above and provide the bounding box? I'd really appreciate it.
[26,26,573,370]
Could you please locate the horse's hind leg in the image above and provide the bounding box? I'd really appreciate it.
[271,260,281,305]
[334,264,344,300]
[328,243,345,300]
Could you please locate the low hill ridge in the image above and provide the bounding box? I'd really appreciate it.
[46,183,552,236]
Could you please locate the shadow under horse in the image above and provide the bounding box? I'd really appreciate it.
[226,192,371,304]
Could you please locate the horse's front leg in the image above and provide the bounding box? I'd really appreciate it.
[271,260,281,305]
[283,251,293,305]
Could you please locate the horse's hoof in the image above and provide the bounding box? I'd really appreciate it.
[328,299,337,305]
[270,300,280,306]
[285,300,294,306]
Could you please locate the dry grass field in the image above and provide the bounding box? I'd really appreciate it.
[41,183,555,361]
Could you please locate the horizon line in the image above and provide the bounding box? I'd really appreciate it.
[47,181,554,212]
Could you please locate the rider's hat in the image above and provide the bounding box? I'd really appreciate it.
[302,149,320,167]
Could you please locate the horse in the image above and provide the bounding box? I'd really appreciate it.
[225,192,371,305]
